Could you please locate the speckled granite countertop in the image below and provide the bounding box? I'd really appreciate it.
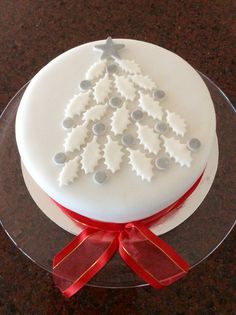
[0,1,235,314]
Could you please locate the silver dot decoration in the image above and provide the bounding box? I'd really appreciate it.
[79,80,92,91]
[121,134,134,147]
[109,96,123,108]
[153,89,166,100]
[93,171,107,184]
[92,122,106,136]
[107,63,118,74]
[131,109,144,122]
[155,157,170,170]
[62,117,74,130]
[187,138,201,151]
[53,152,67,165]
[154,121,168,134]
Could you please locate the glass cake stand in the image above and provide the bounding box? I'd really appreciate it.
[0,73,235,288]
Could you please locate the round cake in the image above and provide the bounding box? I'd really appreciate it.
[15,38,216,223]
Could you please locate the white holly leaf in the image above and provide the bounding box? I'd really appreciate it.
[114,75,136,101]
[93,74,111,103]
[166,110,186,137]
[130,74,156,90]
[103,136,124,173]
[111,105,130,135]
[58,156,79,186]
[161,136,192,167]
[127,149,153,181]
[138,92,163,120]
[82,104,108,122]
[86,60,107,80]
[137,124,161,154]
[115,59,141,74]
[65,91,91,118]
[64,122,88,152]
[81,137,101,174]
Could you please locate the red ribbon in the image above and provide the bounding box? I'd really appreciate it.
[53,172,203,298]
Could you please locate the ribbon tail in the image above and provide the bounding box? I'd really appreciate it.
[119,223,190,289]
[53,228,119,298]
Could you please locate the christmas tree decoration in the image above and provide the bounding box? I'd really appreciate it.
[86,59,107,80]
[114,75,136,101]
[153,89,166,100]
[92,122,106,136]
[93,74,111,103]
[58,156,80,186]
[127,149,153,181]
[65,91,91,118]
[111,105,130,135]
[64,122,88,152]
[161,136,192,167]
[138,92,163,120]
[109,96,123,108]
[137,124,161,155]
[62,117,74,130]
[53,152,67,165]
[93,171,108,184]
[187,138,201,151]
[82,104,108,122]
[79,80,92,91]
[155,157,170,170]
[55,37,197,186]
[104,136,124,174]
[114,59,141,74]
[131,109,144,122]
[154,121,168,134]
[94,36,125,59]
[166,110,186,137]
[81,137,101,174]
[106,63,118,74]
[130,74,156,90]
[121,134,135,147]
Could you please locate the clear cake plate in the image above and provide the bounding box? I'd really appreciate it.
[0,72,235,288]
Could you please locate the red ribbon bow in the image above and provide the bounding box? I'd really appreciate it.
[52,173,203,298]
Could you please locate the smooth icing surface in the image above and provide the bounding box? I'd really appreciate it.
[15,39,216,223]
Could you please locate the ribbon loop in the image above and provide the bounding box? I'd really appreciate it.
[52,172,204,296]
[53,228,119,298]
[119,223,189,289]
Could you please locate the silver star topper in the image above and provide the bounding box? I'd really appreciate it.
[94,37,125,59]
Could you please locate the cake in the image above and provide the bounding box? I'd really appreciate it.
[15,38,216,224]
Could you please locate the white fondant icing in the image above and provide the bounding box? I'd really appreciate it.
[103,136,124,173]
[130,74,156,90]
[64,122,88,152]
[86,60,107,80]
[82,104,108,122]
[81,137,101,174]
[161,135,192,167]
[93,74,111,104]
[115,59,141,74]
[65,92,91,118]
[58,156,79,186]
[137,124,161,154]
[166,110,186,137]
[114,75,136,101]
[111,104,130,135]
[127,149,153,181]
[138,92,163,120]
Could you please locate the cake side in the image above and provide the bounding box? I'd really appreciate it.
[15,39,216,223]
